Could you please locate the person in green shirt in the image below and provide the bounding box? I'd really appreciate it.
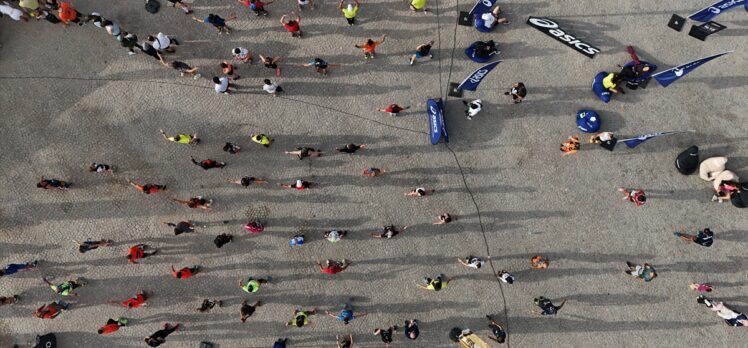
[239,276,271,293]
[602,72,624,95]
[285,308,317,327]
[625,261,657,282]
[339,0,360,26]
[410,0,428,12]
[43,277,86,297]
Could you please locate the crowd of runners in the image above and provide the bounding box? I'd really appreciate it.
[1,0,746,347]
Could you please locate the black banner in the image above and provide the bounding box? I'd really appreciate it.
[526,16,601,58]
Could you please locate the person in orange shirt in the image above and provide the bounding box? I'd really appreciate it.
[128,179,167,194]
[33,301,69,319]
[172,265,200,279]
[98,318,128,335]
[110,291,148,308]
[127,244,158,264]
[355,34,386,60]
[58,2,81,26]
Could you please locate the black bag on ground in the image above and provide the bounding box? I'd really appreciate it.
[145,0,160,14]
[675,145,699,175]
[34,333,57,348]
[731,183,748,208]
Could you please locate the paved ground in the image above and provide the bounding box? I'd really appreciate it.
[1,0,747,347]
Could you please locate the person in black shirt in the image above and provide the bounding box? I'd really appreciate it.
[674,228,714,247]
[504,82,526,103]
[532,297,565,316]
[486,315,507,343]
[409,40,434,65]
[144,323,180,347]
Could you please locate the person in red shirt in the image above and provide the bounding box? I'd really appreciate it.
[239,0,274,16]
[128,179,167,194]
[317,259,350,274]
[280,13,302,37]
[98,318,128,335]
[58,2,81,26]
[173,196,212,210]
[220,61,240,80]
[377,103,410,117]
[111,291,148,308]
[33,301,69,319]
[172,265,200,279]
[127,244,158,264]
[191,157,226,170]
[355,34,386,59]
[280,179,314,191]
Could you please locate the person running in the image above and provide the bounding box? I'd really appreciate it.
[240,0,273,17]
[0,1,29,22]
[111,291,148,308]
[280,13,302,37]
[484,315,507,343]
[339,0,360,26]
[434,213,453,225]
[161,60,200,79]
[220,61,240,81]
[280,179,314,190]
[57,1,81,26]
[223,142,241,154]
[603,72,625,95]
[405,187,434,197]
[285,308,317,327]
[144,323,180,347]
[251,133,273,147]
[88,163,114,173]
[285,147,322,159]
[42,277,85,297]
[689,283,713,293]
[227,176,269,187]
[297,0,314,11]
[0,295,19,306]
[325,299,366,325]
[624,261,657,282]
[244,219,265,233]
[160,129,200,144]
[214,233,234,248]
[139,40,165,62]
[98,318,128,335]
[128,179,167,194]
[127,244,158,264]
[263,79,284,96]
[497,270,515,284]
[377,104,410,117]
[417,274,450,291]
[191,157,226,170]
[75,239,112,253]
[232,47,253,64]
[674,228,714,247]
[37,177,71,190]
[0,260,38,277]
[362,167,385,177]
[171,265,199,279]
[505,82,526,103]
[532,297,565,316]
[373,326,397,346]
[148,32,179,53]
[213,76,233,95]
[196,298,222,312]
[697,296,748,327]
[240,276,270,293]
[531,255,549,269]
[409,40,434,65]
[409,0,428,12]
[102,20,123,41]
[240,300,262,322]
[302,57,333,76]
[372,225,409,239]
[355,35,386,60]
[193,13,235,34]
[317,259,351,275]
[337,334,353,348]
[404,319,419,340]
[324,229,347,243]
[260,55,282,76]
[166,0,192,14]
[33,301,69,319]
[337,143,365,153]
[617,187,646,207]
[560,135,580,156]
[173,197,212,210]
[289,234,305,246]
[274,338,288,348]
[163,221,195,235]
[458,256,485,269]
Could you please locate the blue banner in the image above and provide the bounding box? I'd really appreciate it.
[457,61,501,91]
[652,51,731,88]
[427,99,448,145]
[469,0,498,16]
[620,131,694,149]
[689,0,745,22]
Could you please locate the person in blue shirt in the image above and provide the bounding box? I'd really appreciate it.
[404,319,419,340]
[325,299,367,325]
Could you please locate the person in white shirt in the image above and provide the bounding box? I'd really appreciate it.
[213,76,231,94]
[480,5,508,29]
[458,256,486,269]
[297,0,313,11]
[0,1,27,21]
[232,47,253,63]
[149,32,179,53]
[262,79,283,96]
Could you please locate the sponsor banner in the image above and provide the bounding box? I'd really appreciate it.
[620,131,695,149]
[689,0,745,22]
[652,51,731,88]
[469,0,498,16]
[427,99,448,145]
[457,61,501,91]
[526,16,601,58]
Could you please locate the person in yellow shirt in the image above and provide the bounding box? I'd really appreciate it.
[338,0,360,26]
[602,72,625,94]
[410,0,428,12]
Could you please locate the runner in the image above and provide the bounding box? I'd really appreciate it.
[144,323,180,347]
[213,76,233,94]
[337,143,365,153]
[214,233,234,248]
[274,338,289,348]
[161,60,200,79]
[0,295,19,306]
[240,0,274,17]
[674,228,714,247]
[560,135,580,156]
[173,197,212,210]
[689,283,713,293]
[191,157,226,170]
[0,2,29,22]
[166,0,192,14]
[617,187,646,207]
[37,177,71,190]
[0,260,38,277]
[317,259,351,275]
[57,2,81,26]
[296,0,314,11]
[192,13,236,34]
[88,163,114,173]
[371,225,409,239]
[497,270,515,284]
[239,276,270,293]
[160,129,200,144]
[259,54,282,76]
[404,319,420,340]
[163,221,195,235]
[363,167,385,177]
[355,35,386,60]
[405,187,434,197]
[504,82,526,104]
[280,179,314,190]
[240,300,262,322]
[338,0,360,26]
[196,298,222,312]
[33,301,69,319]
[324,229,347,242]
[285,147,322,159]
[111,291,148,308]
[337,334,353,348]
[148,32,179,53]
[262,79,284,96]
[223,142,241,153]
[232,47,253,64]
[373,326,397,346]
[532,297,565,316]
[409,0,428,12]
[417,274,450,291]
[325,298,367,324]
[227,176,269,187]
[486,315,507,343]
[285,308,317,327]
[531,255,549,269]
[302,58,332,76]
[409,40,434,65]
[280,13,302,37]
[377,103,410,116]
[624,261,656,282]
[458,256,485,269]
[128,179,167,194]
[171,265,200,279]
[75,239,113,253]
[121,32,140,55]
[42,277,86,296]
[98,318,128,335]
[251,133,273,147]
[127,244,158,264]
[433,213,453,224]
